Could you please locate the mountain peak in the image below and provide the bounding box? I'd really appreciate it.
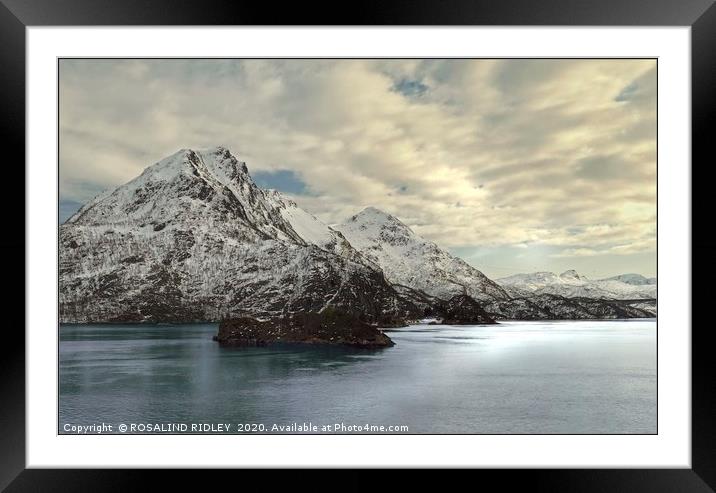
[604,273,654,285]
[196,146,249,175]
[559,269,581,280]
[65,146,298,243]
[138,146,248,184]
[356,206,396,220]
[335,208,510,303]
[349,207,412,230]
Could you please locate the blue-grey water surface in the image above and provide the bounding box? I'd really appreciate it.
[59,319,656,434]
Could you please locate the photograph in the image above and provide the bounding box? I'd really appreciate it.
[58,57,657,435]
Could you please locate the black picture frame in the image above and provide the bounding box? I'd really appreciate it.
[2,0,713,490]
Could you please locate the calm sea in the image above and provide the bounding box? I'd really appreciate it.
[59,319,656,434]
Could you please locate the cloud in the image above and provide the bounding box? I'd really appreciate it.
[59,59,656,277]
[575,154,646,181]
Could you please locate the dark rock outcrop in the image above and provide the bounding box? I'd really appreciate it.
[484,294,656,320]
[214,308,395,348]
[434,294,497,325]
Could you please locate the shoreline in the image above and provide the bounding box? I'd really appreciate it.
[59,316,657,328]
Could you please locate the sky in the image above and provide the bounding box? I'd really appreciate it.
[59,59,656,279]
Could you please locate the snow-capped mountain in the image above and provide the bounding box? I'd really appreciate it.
[60,147,414,323]
[497,270,657,300]
[59,146,655,324]
[334,207,510,303]
[603,273,657,286]
[262,189,372,267]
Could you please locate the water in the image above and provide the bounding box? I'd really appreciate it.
[59,320,656,434]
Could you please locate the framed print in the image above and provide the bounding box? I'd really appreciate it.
[4,0,714,489]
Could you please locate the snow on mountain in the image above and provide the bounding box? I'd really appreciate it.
[603,273,657,285]
[497,270,657,300]
[67,147,302,244]
[60,146,654,324]
[263,189,372,266]
[60,147,414,323]
[334,207,510,303]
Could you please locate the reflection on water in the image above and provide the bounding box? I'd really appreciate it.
[60,320,656,434]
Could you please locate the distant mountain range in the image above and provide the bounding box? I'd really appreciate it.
[497,270,657,300]
[59,147,656,324]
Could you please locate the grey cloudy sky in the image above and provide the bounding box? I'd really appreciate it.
[59,59,656,279]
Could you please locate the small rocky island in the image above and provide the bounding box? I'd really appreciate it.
[214,308,395,348]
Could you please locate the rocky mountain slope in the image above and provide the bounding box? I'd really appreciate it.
[483,294,654,320]
[59,147,416,324]
[497,270,657,300]
[334,207,510,303]
[435,294,497,325]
